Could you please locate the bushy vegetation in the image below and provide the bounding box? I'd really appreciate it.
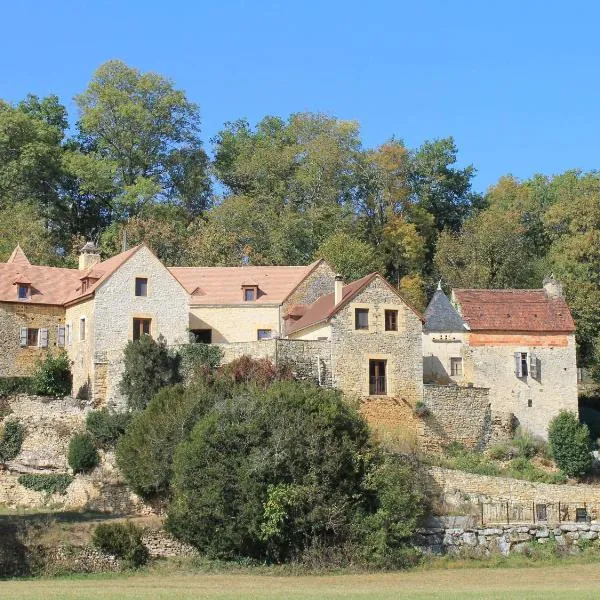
[0,420,25,463]
[31,351,72,397]
[92,521,149,568]
[208,355,294,390]
[167,381,425,566]
[488,428,551,462]
[86,409,131,449]
[18,473,73,495]
[67,432,99,473]
[116,383,220,498]
[548,411,592,478]
[120,335,180,411]
[177,343,223,383]
[0,377,33,397]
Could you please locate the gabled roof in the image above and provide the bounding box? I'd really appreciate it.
[286,273,424,335]
[453,288,576,333]
[424,286,468,332]
[169,260,323,305]
[7,245,31,268]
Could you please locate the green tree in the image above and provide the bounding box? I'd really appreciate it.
[548,411,592,478]
[76,60,211,219]
[119,335,179,411]
[68,433,99,473]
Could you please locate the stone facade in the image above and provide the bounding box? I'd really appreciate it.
[423,331,467,384]
[419,385,513,452]
[0,303,65,377]
[282,260,336,316]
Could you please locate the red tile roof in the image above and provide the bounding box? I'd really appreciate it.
[286,273,424,335]
[169,260,323,305]
[7,245,31,268]
[452,289,575,333]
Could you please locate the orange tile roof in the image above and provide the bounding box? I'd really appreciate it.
[7,245,31,268]
[169,260,322,305]
[286,273,424,335]
[453,289,576,333]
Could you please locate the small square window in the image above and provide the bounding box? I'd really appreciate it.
[244,287,256,302]
[18,284,28,300]
[133,318,151,341]
[257,329,272,340]
[135,278,148,297]
[450,357,463,376]
[27,328,39,347]
[355,308,369,330]
[385,310,398,331]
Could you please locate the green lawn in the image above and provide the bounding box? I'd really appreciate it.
[4,564,600,600]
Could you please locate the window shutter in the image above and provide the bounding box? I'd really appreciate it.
[39,328,49,348]
[514,352,523,377]
[66,324,71,346]
[529,353,538,379]
[57,325,65,347]
[19,327,27,347]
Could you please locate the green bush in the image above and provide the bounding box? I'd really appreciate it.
[68,433,99,473]
[0,420,25,462]
[31,351,72,397]
[548,411,592,478]
[178,343,223,382]
[167,381,425,566]
[0,377,33,397]
[487,442,514,461]
[92,521,149,568]
[86,409,131,448]
[18,473,73,495]
[120,335,180,411]
[116,383,219,498]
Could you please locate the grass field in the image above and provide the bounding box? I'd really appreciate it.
[4,563,600,600]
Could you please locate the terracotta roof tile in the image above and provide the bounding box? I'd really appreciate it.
[452,289,575,333]
[7,245,31,268]
[169,261,321,305]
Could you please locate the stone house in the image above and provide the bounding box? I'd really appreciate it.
[422,277,578,439]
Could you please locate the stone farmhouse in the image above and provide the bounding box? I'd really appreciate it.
[0,242,578,443]
[423,278,578,439]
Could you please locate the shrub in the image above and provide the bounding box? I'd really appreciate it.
[31,351,72,397]
[116,383,219,498]
[167,381,425,566]
[177,343,223,383]
[0,377,33,397]
[487,442,514,461]
[548,411,592,478]
[413,401,429,417]
[18,473,73,495]
[0,420,25,462]
[120,335,180,411]
[86,409,131,448]
[207,355,294,390]
[92,521,149,568]
[68,433,99,473]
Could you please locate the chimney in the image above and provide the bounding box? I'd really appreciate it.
[334,274,344,306]
[543,275,563,299]
[79,241,101,271]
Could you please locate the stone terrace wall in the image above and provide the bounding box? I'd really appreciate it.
[419,385,513,452]
[275,339,332,386]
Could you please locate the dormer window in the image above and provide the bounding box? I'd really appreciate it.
[242,284,259,302]
[18,284,29,300]
[79,272,100,295]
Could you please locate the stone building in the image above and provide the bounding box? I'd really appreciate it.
[422,278,578,439]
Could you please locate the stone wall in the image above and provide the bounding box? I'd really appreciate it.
[0,303,65,377]
[415,522,600,556]
[275,339,332,386]
[282,260,335,314]
[419,385,513,452]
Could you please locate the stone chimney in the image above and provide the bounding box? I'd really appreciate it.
[79,241,101,271]
[334,274,344,306]
[543,275,563,299]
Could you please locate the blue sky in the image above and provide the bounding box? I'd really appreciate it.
[2,0,599,192]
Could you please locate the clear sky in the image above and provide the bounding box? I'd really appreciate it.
[1,0,599,192]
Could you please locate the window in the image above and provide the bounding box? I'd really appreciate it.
[133,318,151,341]
[369,360,387,395]
[190,329,212,343]
[536,503,548,522]
[355,308,369,330]
[514,352,528,378]
[135,277,148,297]
[80,318,86,341]
[450,357,463,377]
[243,287,256,301]
[27,328,39,347]
[257,329,272,340]
[18,284,28,300]
[384,309,398,331]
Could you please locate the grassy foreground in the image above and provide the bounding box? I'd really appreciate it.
[4,563,600,600]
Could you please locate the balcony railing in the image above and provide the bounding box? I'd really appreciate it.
[369,376,386,395]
